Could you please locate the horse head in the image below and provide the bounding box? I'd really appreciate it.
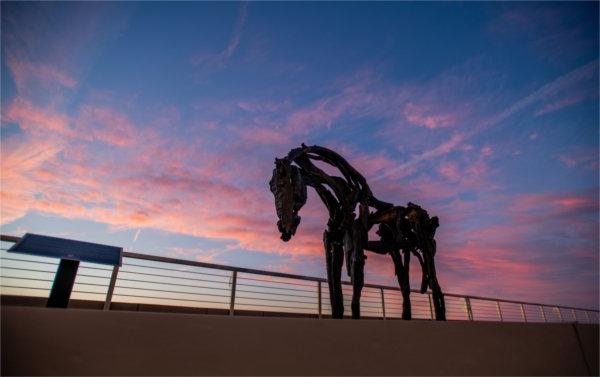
[269,158,307,242]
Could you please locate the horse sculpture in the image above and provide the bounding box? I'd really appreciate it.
[269,144,446,320]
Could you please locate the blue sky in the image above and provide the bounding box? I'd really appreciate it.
[1,2,598,309]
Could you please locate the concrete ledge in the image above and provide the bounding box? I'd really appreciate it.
[1,306,598,376]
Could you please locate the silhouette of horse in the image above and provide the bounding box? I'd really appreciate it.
[269,144,445,320]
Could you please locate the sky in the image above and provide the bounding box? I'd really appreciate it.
[1,2,598,310]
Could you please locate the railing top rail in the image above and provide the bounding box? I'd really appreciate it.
[1,234,598,313]
[122,251,326,283]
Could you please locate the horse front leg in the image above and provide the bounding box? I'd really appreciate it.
[391,249,411,320]
[331,240,345,319]
[323,230,336,318]
[350,221,366,319]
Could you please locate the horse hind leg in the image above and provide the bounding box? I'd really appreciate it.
[351,264,364,319]
[429,276,446,320]
[331,241,345,319]
[424,252,446,320]
[402,249,412,319]
[349,252,364,319]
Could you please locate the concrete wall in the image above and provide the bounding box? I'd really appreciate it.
[0,295,322,318]
[2,306,598,376]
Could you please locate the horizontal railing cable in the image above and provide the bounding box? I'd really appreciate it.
[115,278,231,291]
[122,262,231,278]
[116,270,230,285]
[114,285,232,298]
[236,281,315,293]
[112,293,229,305]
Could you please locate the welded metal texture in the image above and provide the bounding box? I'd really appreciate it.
[269,144,446,320]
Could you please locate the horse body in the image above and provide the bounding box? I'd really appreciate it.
[269,144,446,320]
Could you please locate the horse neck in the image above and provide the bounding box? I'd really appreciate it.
[289,145,392,211]
[291,158,362,234]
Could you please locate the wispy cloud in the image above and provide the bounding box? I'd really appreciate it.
[402,102,459,129]
[372,132,465,181]
[191,3,249,71]
[559,147,599,170]
[7,59,78,91]
[375,59,598,181]
[482,59,597,127]
[3,98,72,136]
[488,6,597,65]
[75,106,138,146]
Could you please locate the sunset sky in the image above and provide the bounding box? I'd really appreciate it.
[1,2,598,310]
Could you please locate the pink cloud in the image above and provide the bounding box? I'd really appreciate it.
[2,99,142,148]
[0,123,324,256]
[511,191,597,213]
[343,150,407,181]
[403,102,458,129]
[437,162,461,181]
[440,241,560,302]
[480,146,493,156]
[286,98,348,135]
[3,98,72,136]
[75,106,138,146]
[420,190,597,306]
[0,133,65,223]
[239,127,290,145]
[8,59,78,90]
[559,148,598,170]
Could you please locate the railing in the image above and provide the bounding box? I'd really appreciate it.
[0,234,598,323]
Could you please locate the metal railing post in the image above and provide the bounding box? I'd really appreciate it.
[540,305,547,322]
[556,306,563,321]
[571,308,577,322]
[380,288,386,320]
[520,303,527,322]
[496,301,503,321]
[103,266,119,310]
[465,297,473,321]
[318,281,322,319]
[585,311,590,323]
[229,271,237,316]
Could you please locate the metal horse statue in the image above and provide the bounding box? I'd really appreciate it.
[269,144,446,320]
